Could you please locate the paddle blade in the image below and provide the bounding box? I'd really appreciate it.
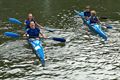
[4,32,20,38]
[52,37,66,42]
[9,18,22,25]
[100,16,108,19]
[106,25,112,29]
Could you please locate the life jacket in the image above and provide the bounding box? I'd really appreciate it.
[26,27,40,38]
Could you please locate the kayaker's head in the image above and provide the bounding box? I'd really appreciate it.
[30,21,36,29]
[85,5,90,12]
[91,10,96,16]
[28,13,33,20]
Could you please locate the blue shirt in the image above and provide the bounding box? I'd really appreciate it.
[84,11,91,17]
[27,28,40,38]
[25,19,35,29]
[89,16,99,24]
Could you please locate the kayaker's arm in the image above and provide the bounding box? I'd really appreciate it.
[39,32,46,38]
[35,22,44,29]
[97,17,101,24]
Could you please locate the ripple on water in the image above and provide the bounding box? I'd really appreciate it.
[0,21,120,80]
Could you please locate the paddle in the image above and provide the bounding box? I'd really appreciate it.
[9,18,22,25]
[45,26,63,32]
[99,16,113,29]
[4,32,20,38]
[44,27,55,32]
[100,16,108,19]
[4,32,66,42]
[9,18,55,32]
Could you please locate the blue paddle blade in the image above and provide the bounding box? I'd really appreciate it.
[9,18,22,25]
[52,37,66,42]
[4,32,20,38]
[106,25,112,29]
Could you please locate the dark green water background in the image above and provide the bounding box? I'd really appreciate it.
[0,0,120,23]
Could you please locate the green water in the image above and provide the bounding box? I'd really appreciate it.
[0,0,120,44]
[1,1,120,80]
[0,0,120,23]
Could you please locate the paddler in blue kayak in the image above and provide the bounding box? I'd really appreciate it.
[89,10,100,24]
[80,6,91,29]
[24,13,44,30]
[24,21,46,39]
[84,6,91,20]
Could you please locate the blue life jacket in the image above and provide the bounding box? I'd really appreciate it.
[89,16,99,24]
[25,19,35,29]
[26,27,40,38]
[84,11,91,17]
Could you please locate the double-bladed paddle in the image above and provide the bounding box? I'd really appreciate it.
[4,32,66,42]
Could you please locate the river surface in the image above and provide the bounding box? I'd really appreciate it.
[0,0,120,80]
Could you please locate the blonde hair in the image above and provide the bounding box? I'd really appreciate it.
[91,10,96,15]
[28,13,33,17]
[86,5,90,9]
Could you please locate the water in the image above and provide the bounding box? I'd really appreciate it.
[0,0,120,80]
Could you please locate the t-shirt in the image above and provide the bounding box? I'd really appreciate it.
[25,19,35,29]
[89,16,99,24]
[84,11,91,17]
[27,28,40,38]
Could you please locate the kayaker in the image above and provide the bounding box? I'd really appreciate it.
[89,10,100,24]
[24,13,44,30]
[24,21,46,39]
[84,6,91,20]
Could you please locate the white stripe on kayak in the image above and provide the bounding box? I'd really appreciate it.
[35,46,41,50]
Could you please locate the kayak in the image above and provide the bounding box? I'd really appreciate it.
[28,38,45,66]
[75,11,108,41]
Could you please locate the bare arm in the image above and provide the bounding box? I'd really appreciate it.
[39,32,46,38]
[35,22,44,29]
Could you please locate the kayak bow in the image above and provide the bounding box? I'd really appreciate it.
[28,38,45,66]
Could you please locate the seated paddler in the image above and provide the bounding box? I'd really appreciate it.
[24,21,46,39]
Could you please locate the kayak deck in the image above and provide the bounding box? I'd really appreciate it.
[28,38,45,66]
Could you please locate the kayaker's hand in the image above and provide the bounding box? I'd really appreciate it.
[23,34,26,37]
[23,34,29,37]
[43,35,47,39]
[42,34,47,39]
[36,38,39,40]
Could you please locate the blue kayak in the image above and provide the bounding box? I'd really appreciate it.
[28,38,45,66]
[75,11,108,41]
